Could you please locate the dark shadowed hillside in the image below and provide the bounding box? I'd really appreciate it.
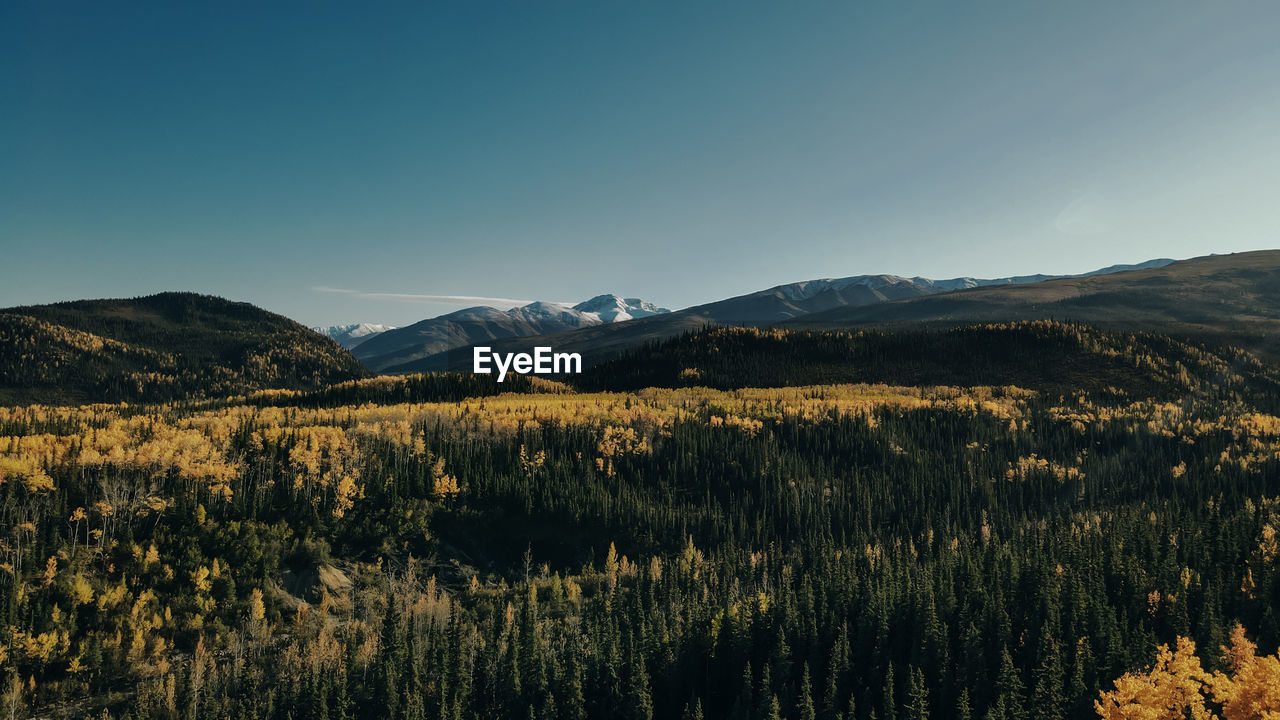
[575,323,1280,407]
[785,251,1280,358]
[0,292,368,405]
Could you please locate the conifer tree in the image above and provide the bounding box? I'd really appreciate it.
[904,666,929,720]
[563,649,587,720]
[955,688,972,720]
[1030,623,1064,720]
[990,649,1025,720]
[766,694,784,720]
[624,641,654,720]
[731,663,754,720]
[798,663,817,720]
[882,662,896,720]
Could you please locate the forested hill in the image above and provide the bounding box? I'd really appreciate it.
[4,359,1280,718]
[0,292,368,405]
[576,323,1280,406]
[784,251,1280,357]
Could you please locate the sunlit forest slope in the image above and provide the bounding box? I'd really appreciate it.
[1,322,1278,718]
[0,293,368,406]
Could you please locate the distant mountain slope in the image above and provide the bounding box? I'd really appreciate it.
[784,251,1280,349]
[0,292,368,405]
[319,323,397,349]
[666,258,1178,325]
[388,258,1181,373]
[356,294,669,371]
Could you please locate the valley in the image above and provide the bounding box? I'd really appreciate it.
[1,255,1278,719]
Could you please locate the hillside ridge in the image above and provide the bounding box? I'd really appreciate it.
[0,291,368,405]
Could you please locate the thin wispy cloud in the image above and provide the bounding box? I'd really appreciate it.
[311,286,539,307]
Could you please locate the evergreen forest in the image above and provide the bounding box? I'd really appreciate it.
[0,322,1277,719]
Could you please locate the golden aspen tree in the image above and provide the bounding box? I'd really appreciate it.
[1097,627,1280,720]
[1095,637,1215,720]
[1207,625,1280,720]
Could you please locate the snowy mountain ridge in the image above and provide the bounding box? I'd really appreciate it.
[348,295,670,371]
[317,323,398,350]
[760,259,1177,305]
[435,295,671,331]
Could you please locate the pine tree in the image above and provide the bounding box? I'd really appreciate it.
[904,666,929,720]
[955,689,972,720]
[334,663,351,720]
[960,621,988,708]
[822,661,841,720]
[983,696,1008,720]
[798,663,817,720]
[1030,623,1064,720]
[538,692,559,720]
[502,623,524,714]
[882,662,896,720]
[625,641,654,720]
[991,649,1025,720]
[766,694,784,720]
[563,648,587,720]
[380,603,402,720]
[315,672,332,720]
[823,627,850,720]
[1066,636,1094,719]
[757,664,776,720]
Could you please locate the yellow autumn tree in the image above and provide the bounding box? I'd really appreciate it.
[1096,626,1280,720]
[248,588,266,623]
[1094,636,1215,720]
[1207,625,1280,720]
[430,455,461,498]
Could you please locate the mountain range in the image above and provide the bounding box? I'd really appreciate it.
[351,294,669,372]
[318,323,399,349]
[4,252,1274,406]
[787,252,1273,329]
[374,257,1191,373]
[786,250,1280,357]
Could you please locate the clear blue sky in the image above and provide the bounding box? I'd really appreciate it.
[3,1,1278,327]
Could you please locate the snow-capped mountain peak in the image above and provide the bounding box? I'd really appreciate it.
[572,294,670,323]
[347,295,671,371]
[511,301,586,325]
[318,323,397,350]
